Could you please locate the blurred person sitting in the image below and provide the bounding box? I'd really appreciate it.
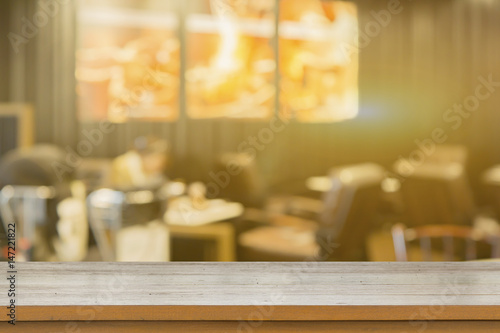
[110,136,169,190]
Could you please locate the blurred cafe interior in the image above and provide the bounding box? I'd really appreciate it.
[1,0,500,263]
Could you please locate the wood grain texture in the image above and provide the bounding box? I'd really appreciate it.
[3,321,500,333]
[9,305,500,322]
[1,262,499,322]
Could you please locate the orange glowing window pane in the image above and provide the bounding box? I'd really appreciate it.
[186,0,276,119]
[279,0,358,122]
[76,0,179,122]
[75,0,358,123]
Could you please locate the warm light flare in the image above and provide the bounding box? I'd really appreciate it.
[186,0,276,119]
[212,18,242,72]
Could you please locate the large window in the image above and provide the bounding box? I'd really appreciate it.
[76,0,357,122]
[76,0,179,122]
[186,0,276,119]
[279,0,358,122]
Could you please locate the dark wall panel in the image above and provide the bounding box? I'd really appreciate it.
[0,1,10,101]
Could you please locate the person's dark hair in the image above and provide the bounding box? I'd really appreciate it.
[133,136,169,156]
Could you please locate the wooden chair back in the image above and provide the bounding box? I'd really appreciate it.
[392,223,500,261]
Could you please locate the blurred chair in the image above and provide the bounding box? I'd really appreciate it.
[392,223,500,261]
[0,144,72,261]
[87,189,123,261]
[87,187,169,261]
[395,162,476,226]
[0,185,57,261]
[239,163,385,261]
[316,163,386,260]
[214,152,326,239]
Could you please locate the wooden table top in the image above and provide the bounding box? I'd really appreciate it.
[1,261,500,322]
